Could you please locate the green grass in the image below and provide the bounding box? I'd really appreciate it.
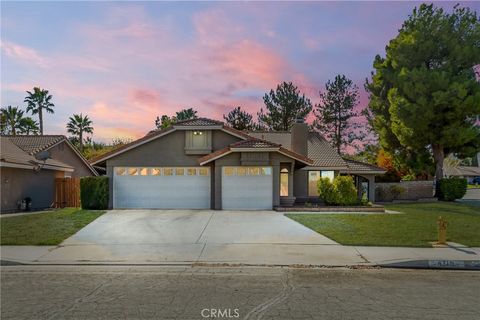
[1,208,105,245]
[286,202,480,247]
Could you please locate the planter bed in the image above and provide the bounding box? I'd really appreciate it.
[275,205,385,213]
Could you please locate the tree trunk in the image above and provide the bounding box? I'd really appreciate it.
[39,108,43,135]
[432,144,445,198]
[79,131,83,152]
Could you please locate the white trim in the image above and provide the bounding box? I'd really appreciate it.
[90,129,177,165]
[0,162,34,170]
[300,166,349,171]
[277,150,312,165]
[45,139,98,176]
[230,147,279,152]
[341,170,386,175]
[199,150,234,166]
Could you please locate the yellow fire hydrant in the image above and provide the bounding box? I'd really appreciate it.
[437,216,447,245]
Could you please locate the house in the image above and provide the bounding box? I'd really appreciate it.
[91,118,385,210]
[1,135,97,212]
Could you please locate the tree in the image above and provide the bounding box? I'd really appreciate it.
[66,114,94,152]
[0,112,8,135]
[258,82,312,131]
[1,106,24,136]
[24,87,55,135]
[155,115,175,129]
[19,117,39,135]
[313,75,364,153]
[175,108,198,121]
[223,106,256,130]
[365,4,480,195]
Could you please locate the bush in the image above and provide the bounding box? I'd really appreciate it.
[318,175,358,206]
[389,185,406,200]
[439,177,467,201]
[80,176,109,209]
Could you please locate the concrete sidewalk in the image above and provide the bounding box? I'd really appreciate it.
[2,243,479,269]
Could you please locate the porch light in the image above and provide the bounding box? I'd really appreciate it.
[193,131,203,135]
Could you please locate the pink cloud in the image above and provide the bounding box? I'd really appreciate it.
[1,40,49,68]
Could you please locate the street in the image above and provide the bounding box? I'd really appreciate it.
[1,266,479,320]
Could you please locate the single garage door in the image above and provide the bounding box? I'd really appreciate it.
[113,167,210,209]
[222,166,273,210]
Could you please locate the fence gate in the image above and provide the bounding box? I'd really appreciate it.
[54,178,80,208]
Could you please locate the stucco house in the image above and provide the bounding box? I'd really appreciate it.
[91,118,385,210]
[1,135,97,212]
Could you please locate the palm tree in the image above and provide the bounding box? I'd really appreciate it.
[24,87,55,134]
[20,117,40,135]
[66,113,93,151]
[1,106,24,135]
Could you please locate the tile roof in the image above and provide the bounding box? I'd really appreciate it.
[6,135,65,155]
[444,165,480,177]
[174,118,224,126]
[342,158,386,173]
[230,139,280,148]
[247,132,292,148]
[0,136,73,170]
[307,132,347,167]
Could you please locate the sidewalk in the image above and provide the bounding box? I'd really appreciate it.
[2,243,479,269]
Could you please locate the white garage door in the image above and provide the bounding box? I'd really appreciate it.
[113,167,210,209]
[222,166,273,210]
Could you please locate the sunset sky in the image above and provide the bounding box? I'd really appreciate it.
[2,1,478,142]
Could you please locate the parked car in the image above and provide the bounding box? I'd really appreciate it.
[472,177,480,185]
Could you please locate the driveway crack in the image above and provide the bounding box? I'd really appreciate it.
[195,212,214,244]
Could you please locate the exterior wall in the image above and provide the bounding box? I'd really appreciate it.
[106,129,242,209]
[1,167,63,212]
[293,169,340,201]
[375,181,435,202]
[47,141,93,177]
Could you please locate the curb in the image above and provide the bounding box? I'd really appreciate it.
[379,259,480,270]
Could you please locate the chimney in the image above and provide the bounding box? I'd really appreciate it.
[291,118,308,156]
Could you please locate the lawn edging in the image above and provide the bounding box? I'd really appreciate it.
[276,205,385,213]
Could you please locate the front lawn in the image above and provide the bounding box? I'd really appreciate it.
[1,208,105,245]
[286,202,480,247]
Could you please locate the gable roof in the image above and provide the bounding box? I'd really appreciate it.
[198,137,313,166]
[90,120,252,165]
[0,136,73,171]
[4,135,97,175]
[307,132,347,168]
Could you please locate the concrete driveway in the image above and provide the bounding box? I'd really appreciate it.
[36,210,365,265]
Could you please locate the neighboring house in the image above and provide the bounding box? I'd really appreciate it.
[444,165,480,184]
[1,135,97,212]
[91,118,385,210]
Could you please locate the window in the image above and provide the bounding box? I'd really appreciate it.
[321,171,335,181]
[280,168,289,196]
[248,167,260,176]
[185,130,212,154]
[116,167,126,176]
[151,168,161,176]
[261,167,272,176]
[199,168,209,176]
[139,168,148,176]
[309,171,336,196]
[224,167,235,176]
[164,168,173,176]
[308,171,320,196]
[128,168,138,176]
[237,167,247,176]
[187,168,197,176]
[175,168,185,176]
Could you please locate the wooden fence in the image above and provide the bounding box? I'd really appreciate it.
[54,178,81,208]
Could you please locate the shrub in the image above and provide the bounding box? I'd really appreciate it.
[389,185,406,200]
[318,175,358,206]
[80,176,109,210]
[439,177,467,201]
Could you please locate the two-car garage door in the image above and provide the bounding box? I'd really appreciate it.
[113,167,210,209]
[113,166,273,210]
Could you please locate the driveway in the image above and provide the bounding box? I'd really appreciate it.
[35,210,366,265]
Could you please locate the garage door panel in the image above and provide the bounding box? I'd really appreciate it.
[113,167,210,209]
[222,167,273,210]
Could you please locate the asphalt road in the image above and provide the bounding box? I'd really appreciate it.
[1,266,479,320]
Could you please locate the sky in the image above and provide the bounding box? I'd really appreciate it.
[1,1,479,143]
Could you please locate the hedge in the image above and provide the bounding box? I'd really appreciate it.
[439,177,467,201]
[80,176,109,210]
[318,175,358,206]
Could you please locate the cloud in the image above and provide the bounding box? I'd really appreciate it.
[1,40,49,67]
